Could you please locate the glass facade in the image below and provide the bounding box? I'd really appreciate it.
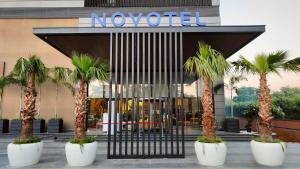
[88,75,203,129]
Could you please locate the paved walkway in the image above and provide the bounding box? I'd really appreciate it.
[0,138,299,169]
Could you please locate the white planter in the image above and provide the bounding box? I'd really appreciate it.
[194,141,227,166]
[65,141,98,166]
[251,140,286,166]
[7,142,43,167]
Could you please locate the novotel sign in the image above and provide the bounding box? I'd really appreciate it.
[91,11,206,27]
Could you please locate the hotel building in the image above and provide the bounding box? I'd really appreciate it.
[0,0,264,158]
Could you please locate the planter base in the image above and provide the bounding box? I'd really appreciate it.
[65,141,97,166]
[0,119,9,133]
[194,141,227,166]
[7,142,43,167]
[33,120,46,133]
[223,118,240,133]
[10,120,22,134]
[251,140,286,166]
[48,119,63,133]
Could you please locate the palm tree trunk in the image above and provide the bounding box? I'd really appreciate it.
[54,84,58,118]
[75,80,86,139]
[230,88,233,118]
[21,73,36,139]
[0,91,3,119]
[37,85,41,118]
[19,86,23,119]
[201,75,216,139]
[258,73,273,139]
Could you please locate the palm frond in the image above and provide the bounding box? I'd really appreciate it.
[232,50,300,76]
[267,50,287,65]
[70,52,109,83]
[232,56,257,74]
[50,67,71,84]
[184,42,230,82]
[229,75,247,86]
[283,57,300,72]
[49,66,74,94]
[11,55,48,85]
[12,57,30,84]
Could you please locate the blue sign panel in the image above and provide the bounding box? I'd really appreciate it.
[91,11,206,27]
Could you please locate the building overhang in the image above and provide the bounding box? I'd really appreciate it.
[33,26,265,62]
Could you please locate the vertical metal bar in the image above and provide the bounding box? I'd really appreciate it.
[164,32,168,156]
[142,32,145,157]
[169,32,173,156]
[119,32,124,156]
[175,32,179,155]
[107,32,113,158]
[131,32,135,156]
[125,32,129,156]
[136,33,140,156]
[147,32,151,157]
[180,32,185,157]
[158,32,162,156]
[113,32,118,157]
[153,32,157,156]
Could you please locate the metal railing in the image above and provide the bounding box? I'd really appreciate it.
[84,0,212,7]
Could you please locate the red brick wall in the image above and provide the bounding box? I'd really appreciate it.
[239,118,300,143]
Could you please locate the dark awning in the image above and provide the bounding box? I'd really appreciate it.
[33,26,265,62]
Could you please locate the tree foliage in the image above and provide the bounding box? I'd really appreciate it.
[69,52,109,84]
[49,67,74,95]
[272,87,300,120]
[232,51,300,75]
[11,55,48,86]
[184,42,230,82]
[233,87,258,103]
[226,86,299,120]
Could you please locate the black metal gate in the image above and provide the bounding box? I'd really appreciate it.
[107,31,185,159]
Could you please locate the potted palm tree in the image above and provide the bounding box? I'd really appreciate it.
[223,75,247,133]
[6,75,26,134]
[48,67,73,133]
[242,103,258,132]
[65,52,108,166]
[7,55,47,166]
[185,42,230,166]
[0,76,10,133]
[232,51,300,166]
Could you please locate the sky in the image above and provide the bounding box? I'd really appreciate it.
[220,0,300,97]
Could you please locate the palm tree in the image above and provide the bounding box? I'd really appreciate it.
[2,74,27,119]
[232,51,300,139]
[225,75,247,118]
[0,76,10,119]
[36,68,49,118]
[49,67,74,119]
[185,42,230,139]
[10,55,47,140]
[69,52,108,139]
[0,75,18,119]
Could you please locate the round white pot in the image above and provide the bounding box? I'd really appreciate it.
[7,142,43,167]
[194,141,227,166]
[65,141,98,166]
[251,140,286,166]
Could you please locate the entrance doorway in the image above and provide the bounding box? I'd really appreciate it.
[107,31,185,159]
